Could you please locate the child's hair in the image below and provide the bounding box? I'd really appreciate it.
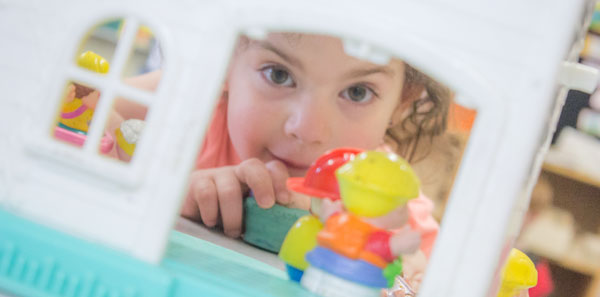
[386,64,452,163]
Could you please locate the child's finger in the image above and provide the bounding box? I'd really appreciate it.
[188,172,219,227]
[214,170,244,237]
[265,160,291,205]
[287,191,311,210]
[181,191,201,221]
[234,159,275,209]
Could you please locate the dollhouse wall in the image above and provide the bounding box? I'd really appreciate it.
[0,0,239,263]
[0,0,595,296]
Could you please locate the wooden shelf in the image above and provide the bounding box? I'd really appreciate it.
[542,162,600,189]
[527,247,600,276]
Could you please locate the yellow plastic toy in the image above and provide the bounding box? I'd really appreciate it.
[57,51,109,133]
[115,127,136,156]
[278,215,323,281]
[497,248,538,297]
[336,151,420,217]
[77,50,110,74]
[115,119,146,162]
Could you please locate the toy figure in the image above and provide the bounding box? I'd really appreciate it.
[497,248,538,297]
[279,148,362,281]
[58,51,109,133]
[54,51,113,153]
[115,118,145,161]
[280,149,423,297]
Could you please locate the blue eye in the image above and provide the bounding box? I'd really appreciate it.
[341,85,375,103]
[261,66,295,87]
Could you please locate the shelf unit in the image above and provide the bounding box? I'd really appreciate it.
[531,162,600,297]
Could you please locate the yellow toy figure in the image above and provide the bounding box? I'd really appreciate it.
[57,51,109,134]
[383,248,537,297]
[115,119,145,162]
[497,248,538,297]
[280,150,423,297]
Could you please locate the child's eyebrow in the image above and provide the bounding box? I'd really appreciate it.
[255,41,304,70]
[344,66,396,80]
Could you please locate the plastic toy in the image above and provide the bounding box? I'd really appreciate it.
[496,248,538,297]
[53,50,113,153]
[279,148,362,281]
[115,118,145,161]
[242,196,310,253]
[281,150,422,297]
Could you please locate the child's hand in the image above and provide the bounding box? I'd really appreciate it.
[181,159,295,237]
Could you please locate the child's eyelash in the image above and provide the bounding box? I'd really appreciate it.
[355,83,380,99]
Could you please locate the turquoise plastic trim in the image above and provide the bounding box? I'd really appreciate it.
[0,209,319,297]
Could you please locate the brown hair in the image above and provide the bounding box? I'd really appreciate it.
[386,64,452,163]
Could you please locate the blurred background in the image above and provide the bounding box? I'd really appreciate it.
[513,5,600,296]
[426,3,600,297]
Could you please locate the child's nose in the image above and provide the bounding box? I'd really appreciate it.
[284,93,332,146]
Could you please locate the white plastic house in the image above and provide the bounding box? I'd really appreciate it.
[0,0,596,296]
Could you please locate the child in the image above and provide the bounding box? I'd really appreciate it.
[118,33,450,259]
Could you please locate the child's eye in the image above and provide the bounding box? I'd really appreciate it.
[341,85,376,103]
[261,66,295,87]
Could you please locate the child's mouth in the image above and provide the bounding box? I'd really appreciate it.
[268,151,311,173]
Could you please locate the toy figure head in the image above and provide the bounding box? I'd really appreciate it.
[336,151,420,217]
[77,51,110,74]
[287,147,362,200]
[287,147,362,216]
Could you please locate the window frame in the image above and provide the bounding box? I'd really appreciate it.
[25,16,167,190]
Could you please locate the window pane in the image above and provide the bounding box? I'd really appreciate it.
[122,25,162,89]
[76,19,122,69]
[101,97,148,163]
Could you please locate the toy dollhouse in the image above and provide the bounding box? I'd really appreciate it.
[0,0,597,296]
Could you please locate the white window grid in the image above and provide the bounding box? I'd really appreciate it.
[26,17,162,189]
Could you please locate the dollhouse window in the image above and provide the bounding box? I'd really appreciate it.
[51,18,161,165]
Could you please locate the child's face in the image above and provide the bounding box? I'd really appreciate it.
[225,33,408,177]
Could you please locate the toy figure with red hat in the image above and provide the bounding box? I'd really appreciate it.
[279,148,423,297]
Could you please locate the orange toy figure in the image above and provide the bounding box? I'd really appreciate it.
[295,151,422,297]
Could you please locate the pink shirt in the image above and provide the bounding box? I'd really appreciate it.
[196,98,439,258]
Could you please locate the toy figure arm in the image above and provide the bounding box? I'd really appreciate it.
[406,192,439,258]
[389,227,421,256]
